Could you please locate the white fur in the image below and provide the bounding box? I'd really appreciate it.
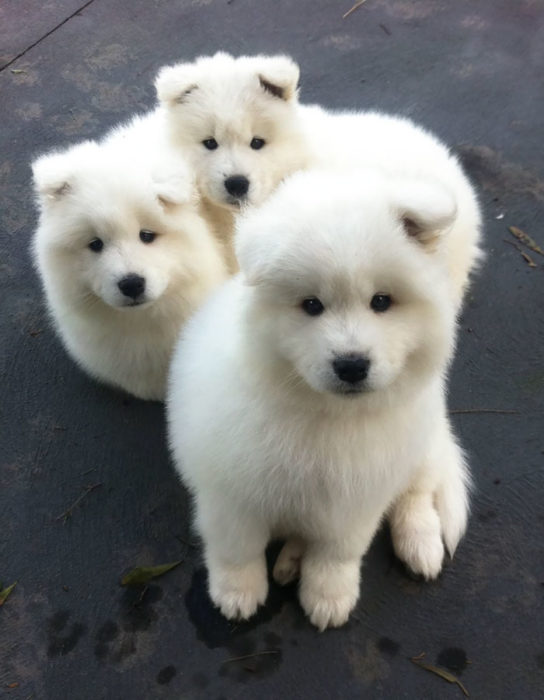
[155,52,308,271]
[155,52,481,298]
[167,170,477,629]
[32,131,227,400]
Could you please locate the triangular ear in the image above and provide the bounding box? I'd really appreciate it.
[393,180,457,246]
[31,141,98,202]
[32,154,72,200]
[256,55,300,101]
[155,62,199,105]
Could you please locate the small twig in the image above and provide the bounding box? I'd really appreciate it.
[508,225,544,257]
[81,467,96,476]
[55,483,102,522]
[379,23,391,35]
[343,0,368,20]
[450,409,519,415]
[504,239,537,267]
[411,656,469,697]
[222,650,280,664]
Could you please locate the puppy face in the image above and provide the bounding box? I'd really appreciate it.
[156,52,306,211]
[236,171,458,398]
[33,142,201,311]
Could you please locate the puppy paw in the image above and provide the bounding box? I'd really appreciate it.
[394,523,445,580]
[435,479,469,558]
[390,494,444,580]
[208,559,268,621]
[299,560,360,631]
[273,538,305,586]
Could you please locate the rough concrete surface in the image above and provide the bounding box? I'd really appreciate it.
[1,1,543,698]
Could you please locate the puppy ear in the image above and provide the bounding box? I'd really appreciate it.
[256,55,300,101]
[155,63,199,105]
[32,154,72,200]
[31,141,97,202]
[393,180,457,245]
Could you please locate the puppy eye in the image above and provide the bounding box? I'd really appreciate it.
[370,294,392,313]
[202,138,218,150]
[88,238,104,253]
[139,229,156,244]
[250,137,266,150]
[301,297,325,316]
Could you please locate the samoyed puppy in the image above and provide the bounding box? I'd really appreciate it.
[32,137,227,401]
[155,52,308,271]
[155,52,480,300]
[167,169,476,630]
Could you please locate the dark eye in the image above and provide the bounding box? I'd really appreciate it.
[202,138,218,150]
[301,297,325,316]
[88,238,103,253]
[139,229,156,244]
[250,137,266,150]
[370,294,392,313]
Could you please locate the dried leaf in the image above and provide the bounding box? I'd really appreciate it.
[7,682,19,688]
[509,226,544,257]
[521,251,537,268]
[0,582,17,606]
[411,658,469,697]
[121,561,182,586]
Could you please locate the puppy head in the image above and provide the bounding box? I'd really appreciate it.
[32,141,204,311]
[155,52,306,210]
[236,169,458,398]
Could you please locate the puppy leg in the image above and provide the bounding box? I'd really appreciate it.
[299,519,380,631]
[389,489,444,580]
[434,437,470,557]
[273,537,306,586]
[390,428,469,579]
[196,499,269,621]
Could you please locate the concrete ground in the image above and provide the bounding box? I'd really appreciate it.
[1,1,543,698]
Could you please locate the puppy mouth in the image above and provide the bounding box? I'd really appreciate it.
[331,384,366,397]
[116,297,151,309]
[224,196,245,208]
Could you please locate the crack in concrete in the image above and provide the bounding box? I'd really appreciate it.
[0,0,97,73]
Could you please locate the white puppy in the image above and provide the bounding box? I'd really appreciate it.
[32,137,227,400]
[155,52,481,300]
[155,51,308,270]
[167,169,477,630]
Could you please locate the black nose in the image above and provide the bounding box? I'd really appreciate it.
[224,175,249,198]
[332,355,370,384]
[118,274,146,299]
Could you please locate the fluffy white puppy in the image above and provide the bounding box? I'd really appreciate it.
[155,52,481,299]
[32,138,227,400]
[155,51,307,270]
[167,169,476,630]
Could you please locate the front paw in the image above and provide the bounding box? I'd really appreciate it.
[208,559,268,620]
[299,560,360,631]
[390,497,444,580]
